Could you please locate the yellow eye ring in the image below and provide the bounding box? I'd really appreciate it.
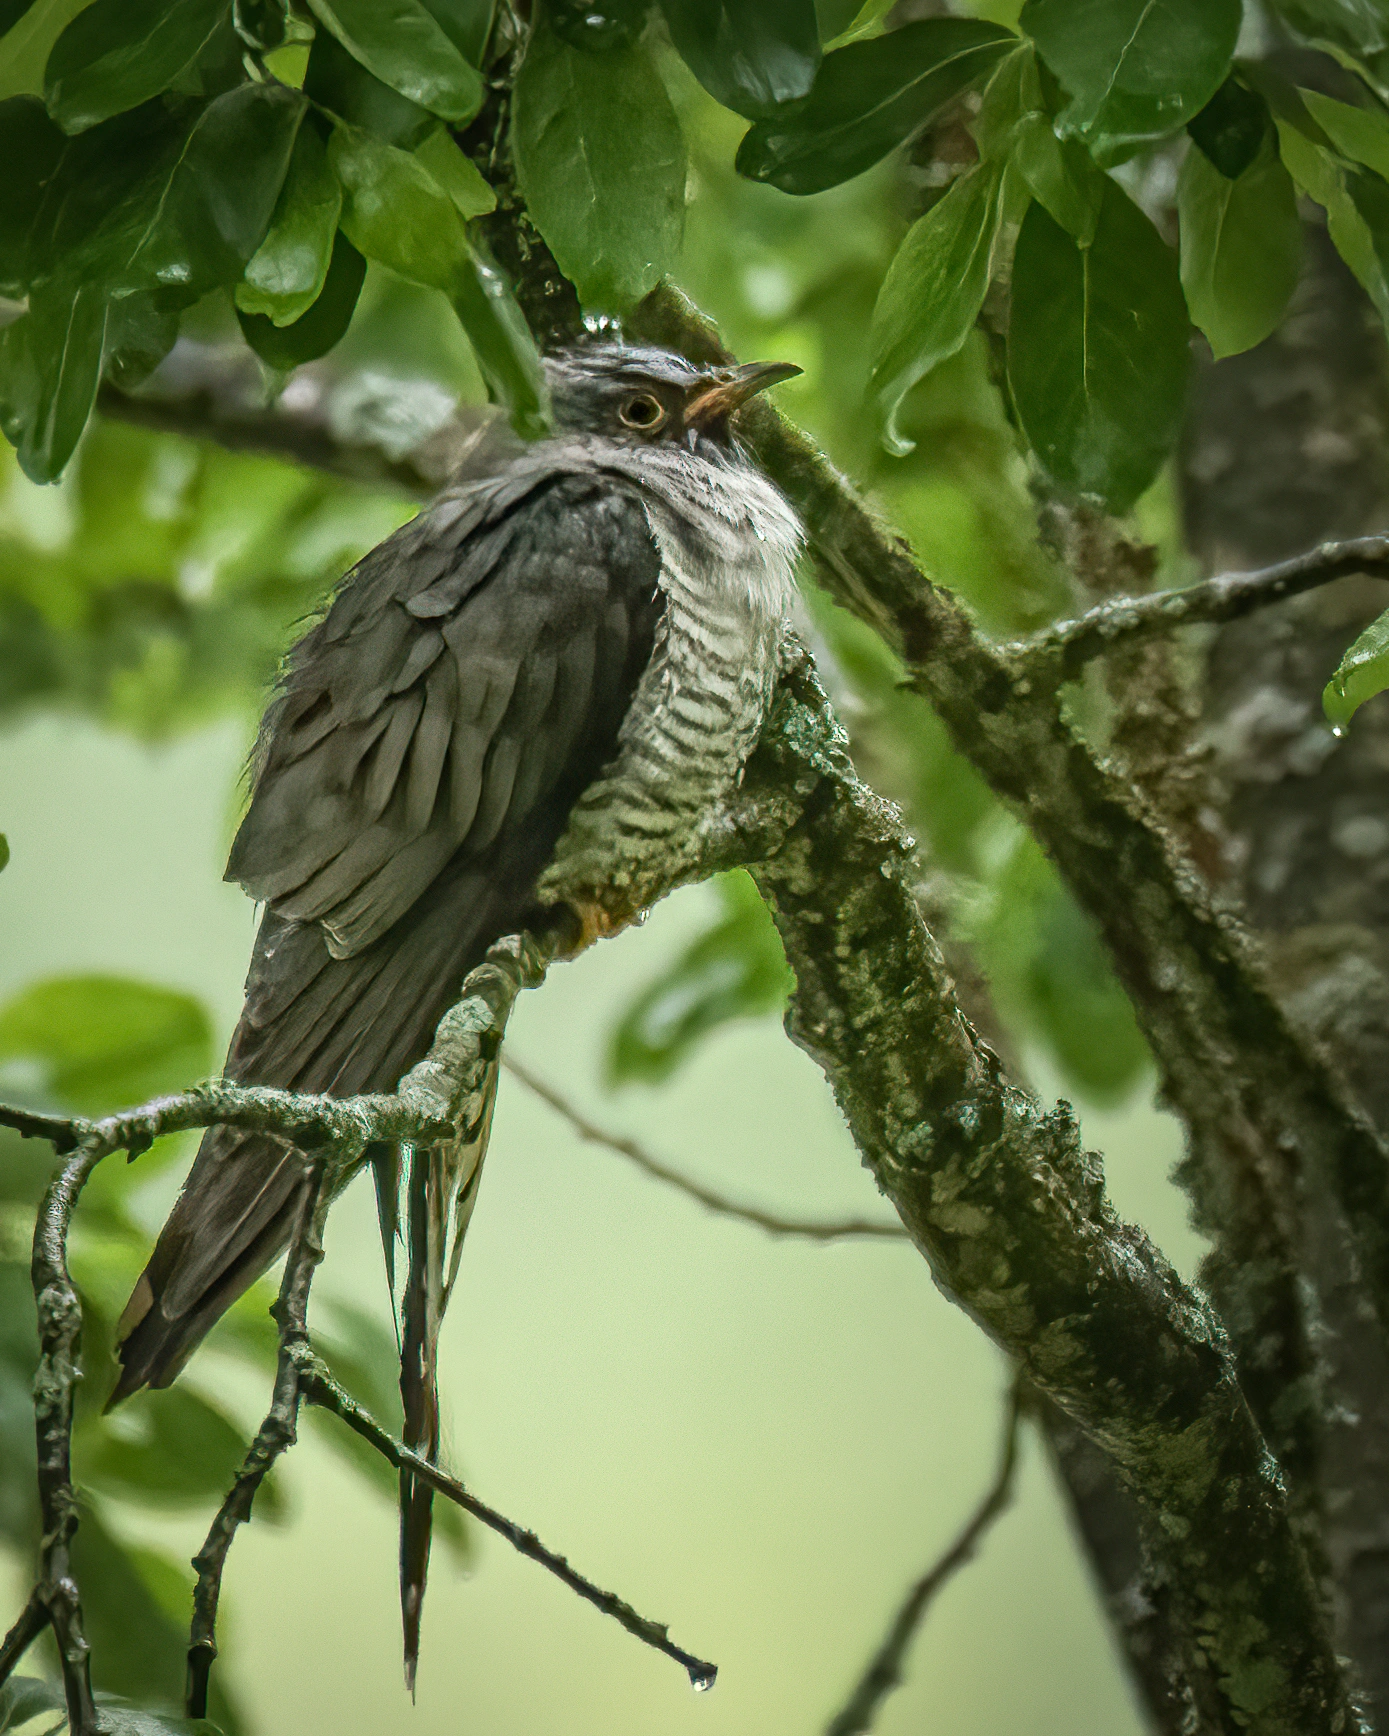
[619,393,666,431]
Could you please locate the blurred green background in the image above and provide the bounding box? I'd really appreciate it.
[0,6,1209,1728]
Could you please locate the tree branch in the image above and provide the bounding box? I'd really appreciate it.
[501,1056,908,1243]
[824,1377,1024,1736]
[1009,535,1389,686]
[298,1355,716,1689]
[736,658,1358,1732]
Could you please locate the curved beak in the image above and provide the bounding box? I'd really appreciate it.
[684,360,802,430]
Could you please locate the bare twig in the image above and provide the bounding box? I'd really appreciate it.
[1006,536,1389,686]
[502,1056,908,1243]
[187,1164,334,1719]
[298,1356,717,1690]
[825,1379,1025,1736]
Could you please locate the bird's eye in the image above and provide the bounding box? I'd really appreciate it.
[619,393,666,431]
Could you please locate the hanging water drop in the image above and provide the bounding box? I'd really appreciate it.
[688,1664,717,1693]
[1331,723,1347,739]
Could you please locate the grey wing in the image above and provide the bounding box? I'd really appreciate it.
[113,469,665,1397]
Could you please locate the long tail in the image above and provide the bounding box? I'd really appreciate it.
[397,1056,498,1692]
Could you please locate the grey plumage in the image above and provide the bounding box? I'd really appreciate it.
[111,341,802,1681]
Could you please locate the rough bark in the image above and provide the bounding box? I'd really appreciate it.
[1182,224,1389,1722]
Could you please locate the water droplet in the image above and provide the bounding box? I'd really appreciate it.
[1331,723,1347,739]
[688,1665,717,1693]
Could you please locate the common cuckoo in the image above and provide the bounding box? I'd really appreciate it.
[111,341,803,1678]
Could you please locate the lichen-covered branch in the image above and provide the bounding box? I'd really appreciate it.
[825,1378,1024,1736]
[187,1164,334,1720]
[502,1056,907,1243]
[735,660,1358,1734]
[1010,535,1389,687]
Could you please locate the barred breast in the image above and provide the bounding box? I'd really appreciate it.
[536,441,802,914]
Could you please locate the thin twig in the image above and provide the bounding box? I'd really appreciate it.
[298,1356,718,1691]
[503,1056,908,1243]
[27,1139,107,1736]
[825,1379,1025,1736]
[1008,535,1389,685]
[186,1165,334,1720]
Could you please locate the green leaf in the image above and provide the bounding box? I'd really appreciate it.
[0,837,7,874]
[419,0,495,66]
[549,0,647,52]
[414,126,496,217]
[1276,116,1389,321]
[1302,87,1389,182]
[117,83,306,295]
[608,873,792,1084]
[1007,180,1191,511]
[236,119,342,324]
[1187,75,1273,180]
[330,125,547,432]
[0,276,108,483]
[971,46,1101,242]
[1020,0,1241,161]
[305,0,483,123]
[43,0,228,135]
[1324,604,1389,728]
[736,18,1014,195]
[0,975,211,1115]
[302,26,437,148]
[870,162,1009,455]
[0,95,66,295]
[237,229,366,366]
[513,10,685,311]
[330,119,471,288]
[0,1,37,42]
[824,0,895,49]
[657,0,820,120]
[1178,141,1302,358]
[0,1677,66,1731]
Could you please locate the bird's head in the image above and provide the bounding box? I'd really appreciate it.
[545,343,801,453]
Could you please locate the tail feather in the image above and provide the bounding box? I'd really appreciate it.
[398,1058,497,1691]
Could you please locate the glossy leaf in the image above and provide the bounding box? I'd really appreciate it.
[1021,0,1241,160]
[0,0,36,39]
[236,120,342,324]
[330,120,471,290]
[1178,141,1301,358]
[549,0,648,53]
[237,229,366,366]
[1303,88,1389,182]
[736,18,1014,195]
[608,873,792,1084]
[0,974,211,1115]
[1276,117,1389,321]
[513,9,685,310]
[657,0,820,120]
[302,26,437,148]
[44,0,229,134]
[971,45,1101,242]
[870,163,1009,454]
[825,0,895,49]
[305,0,483,123]
[116,83,305,298]
[415,126,496,218]
[1007,181,1191,511]
[0,96,66,295]
[1187,76,1273,181]
[1324,605,1389,727]
[449,236,551,440]
[419,0,496,66]
[0,276,108,483]
[331,126,547,433]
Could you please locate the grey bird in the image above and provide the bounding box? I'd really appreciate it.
[110,342,803,1683]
